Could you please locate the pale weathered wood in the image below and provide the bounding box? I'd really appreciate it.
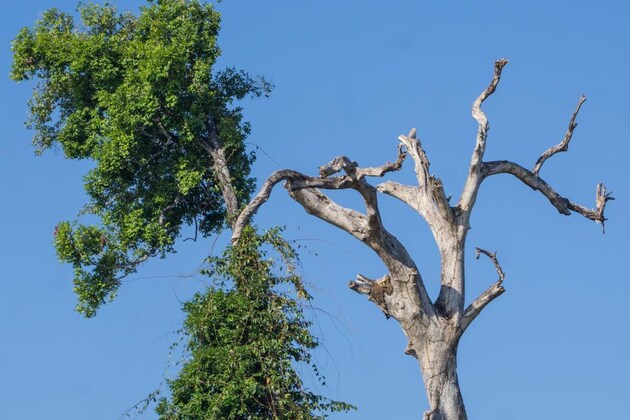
[457,59,508,220]
[232,60,611,419]
[460,248,506,332]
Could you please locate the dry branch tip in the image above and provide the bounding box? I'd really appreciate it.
[475,247,505,283]
[532,95,587,176]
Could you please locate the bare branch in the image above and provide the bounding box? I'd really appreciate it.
[483,160,614,229]
[344,175,437,319]
[288,187,371,242]
[232,169,304,242]
[398,128,431,188]
[318,156,357,178]
[234,149,408,242]
[290,162,436,321]
[460,247,506,331]
[568,183,614,233]
[288,178,386,247]
[317,154,395,239]
[232,167,375,242]
[475,248,505,282]
[394,131,454,227]
[358,144,407,178]
[458,59,508,216]
[288,175,355,190]
[319,146,406,179]
[533,95,587,176]
[377,181,418,208]
[356,182,384,234]
[291,185,434,319]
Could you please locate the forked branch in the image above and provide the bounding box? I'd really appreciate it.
[232,150,436,320]
[393,129,454,225]
[319,145,406,179]
[232,148,408,242]
[288,181,434,318]
[232,169,304,242]
[483,161,614,231]
[478,90,612,232]
[231,169,368,242]
[288,187,371,242]
[533,95,586,176]
[460,248,506,332]
[458,59,508,216]
[568,183,614,233]
[475,248,505,282]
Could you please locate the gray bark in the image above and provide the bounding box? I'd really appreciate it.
[232,60,612,418]
[200,117,240,225]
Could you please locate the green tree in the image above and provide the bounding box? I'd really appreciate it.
[11,0,264,317]
[12,1,353,418]
[157,227,353,419]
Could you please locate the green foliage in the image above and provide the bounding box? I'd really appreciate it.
[156,227,355,419]
[12,0,271,317]
[14,3,355,417]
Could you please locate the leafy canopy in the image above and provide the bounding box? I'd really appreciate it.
[13,2,356,417]
[11,0,270,317]
[156,227,355,419]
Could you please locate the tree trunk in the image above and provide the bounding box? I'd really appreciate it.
[417,241,467,419]
[405,241,467,420]
[413,323,466,420]
[233,60,612,419]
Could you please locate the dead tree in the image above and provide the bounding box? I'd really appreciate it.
[231,60,612,419]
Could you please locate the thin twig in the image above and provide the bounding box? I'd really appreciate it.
[475,247,505,283]
[319,146,406,179]
[533,95,587,176]
[460,247,507,332]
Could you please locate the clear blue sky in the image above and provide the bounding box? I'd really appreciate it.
[2,1,629,419]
